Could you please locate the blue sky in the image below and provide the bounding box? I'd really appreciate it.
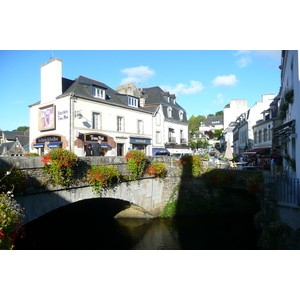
[0,50,281,131]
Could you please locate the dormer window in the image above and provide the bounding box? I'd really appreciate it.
[93,87,105,99]
[128,96,138,107]
[168,107,172,118]
[179,110,183,121]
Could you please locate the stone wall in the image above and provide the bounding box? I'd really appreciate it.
[0,156,182,223]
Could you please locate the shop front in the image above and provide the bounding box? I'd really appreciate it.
[32,134,65,155]
[76,132,116,156]
[129,137,151,154]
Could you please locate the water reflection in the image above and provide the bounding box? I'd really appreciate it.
[15,214,259,250]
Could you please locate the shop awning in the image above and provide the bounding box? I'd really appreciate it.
[101,143,111,148]
[244,148,270,155]
[84,142,111,148]
[34,143,44,148]
[152,148,170,155]
[48,142,62,148]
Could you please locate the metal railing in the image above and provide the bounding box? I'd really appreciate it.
[268,176,300,205]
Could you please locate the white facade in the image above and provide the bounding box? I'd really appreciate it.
[278,50,300,178]
[29,59,154,157]
[223,99,248,131]
[29,58,189,157]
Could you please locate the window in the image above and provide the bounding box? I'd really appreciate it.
[92,112,101,129]
[117,116,124,132]
[156,131,161,143]
[179,110,183,121]
[167,107,172,118]
[128,96,138,107]
[137,120,143,134]
[263,128,267,142]
[156,113,161,126]
[93,87,105,99]
[168,128,175,143]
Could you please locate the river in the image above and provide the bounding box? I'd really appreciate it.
[15,213,260,250]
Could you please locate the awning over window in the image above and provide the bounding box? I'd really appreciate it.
[101,143,111,148]
[34,143,44,148]
[152,148,170,155]
[48,142,62,148]
[244,148,270,155]
[84,142,111,148]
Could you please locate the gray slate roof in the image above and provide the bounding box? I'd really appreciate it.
[141,86,188,123]
[201,115,223,127]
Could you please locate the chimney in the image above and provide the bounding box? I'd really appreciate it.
[140,97,146,107]
[41,58,62,104]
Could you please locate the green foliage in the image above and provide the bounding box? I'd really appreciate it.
[14,126,29,132]
[87,165,120,195]
[178,155,203,178]
[125,150,147,180]
[246,173,263,196]
[24,153,39,156]
[284,89,294,104]
[283,154,296,172]
[146,162,167,179]
[0,169,27,195]
[41,148,78,188]
[190,138,209,150]
[203,169,234,189]
[0,193,25,250]
[214,129,223,140]
[188,115,206,135]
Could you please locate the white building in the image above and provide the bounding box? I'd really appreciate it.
[29,58,189,157]
[223,99,248,132]
[274,50,299,178]
[30,58,153,157]
[116,85,190,155]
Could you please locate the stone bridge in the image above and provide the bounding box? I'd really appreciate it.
[0,156,262,224]
[0,156,182,224]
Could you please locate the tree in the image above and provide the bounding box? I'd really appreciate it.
[214,129,223,140]
[13,126,29,132]
[188,115,206,136]
[215,111,223,116]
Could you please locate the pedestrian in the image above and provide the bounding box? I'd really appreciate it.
[92,139,103,156]
[274,151,283,175]
[85,144,93,156]
[270,150,277,175]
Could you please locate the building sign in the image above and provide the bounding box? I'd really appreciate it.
[38,104,56,131]
[130,138,151,145]
[85,134,107,143]
[37,136,61,143]
[57,109,69,121]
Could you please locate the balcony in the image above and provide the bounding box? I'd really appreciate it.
[168,137,176,143]
[180,138,187,144]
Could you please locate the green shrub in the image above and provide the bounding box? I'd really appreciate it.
[146,162,167,178]
[124,150,146,180]
[87,165,120,195]
[41,148,78,187]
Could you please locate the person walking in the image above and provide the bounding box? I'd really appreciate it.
[85,144,93,156]
[274,151,283,175]
[92,139,103,156]
[270,150,277,175]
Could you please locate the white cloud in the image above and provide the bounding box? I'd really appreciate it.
[233,50,281,67]
[161,80,204,95]
[236,55,252,68]
[234,50,252,68]
[120,66,155,85]
[212,75,239,87]
[213,93,225,105]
